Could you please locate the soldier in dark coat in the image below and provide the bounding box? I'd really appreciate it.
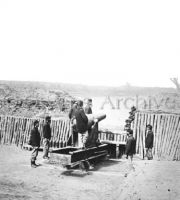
[84,99,92,114]
[43,116,51,159]
[124,119,131,131]
[75,100,94,171]
[84,98,94,139]
[28,120,41,168]
[68,101,78,120]
[145,124,154,160]
[68,101,78,146]
[125,129,136,162]
[75,100,88,148]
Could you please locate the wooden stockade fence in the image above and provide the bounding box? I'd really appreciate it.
[98,131,126,145]
[133,111,180,161]
[98,130,127,158]
[2,111,180,161]
[0,115,72,148]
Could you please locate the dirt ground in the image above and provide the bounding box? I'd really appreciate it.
[0,145,180,200]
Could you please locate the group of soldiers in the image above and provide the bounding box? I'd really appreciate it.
[28,98,94,169]
[68,98,95,170]
[28,116,52,168]
[125,124,154,162]
[28,101,154,168]
[125,106,154,161]
[124,106,136,132]
[68,98,96,149]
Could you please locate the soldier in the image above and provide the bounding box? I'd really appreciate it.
[68,101,78,120]
[68,101,78,146]
[28,120,41,168]
[124,119,131,131]
[145,124,154,160]
[75,100,93,171]
[75,100,88,149]
[125,129,136,162]
[84,98,93,114]
[43,116,51,159]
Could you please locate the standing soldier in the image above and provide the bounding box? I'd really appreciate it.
[124,119,131,131]
[75,100,93,171]
[125,129,136,162]
[145,124,154,160]
[84,98,93,114]
[75,100,88,149]
[68,101,78,146]
[28,120,41,168]
[43,116,51,159]
[68,101,78,120]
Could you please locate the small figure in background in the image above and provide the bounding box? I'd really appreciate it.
[124,106,137,131]
[68,101,78,120]
[145,124,154,160]
[43,116,51,159]
[125,129,136,162]
[124,119,131,131]
[84,98,93,114]
[69,101,78,146]
[128,106,136,122]
[28,120,41,168]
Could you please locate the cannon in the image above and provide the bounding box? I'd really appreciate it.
[49,144,108,169]
[71,113,106,148]
[49,113,108,170]
[87,113,106,128]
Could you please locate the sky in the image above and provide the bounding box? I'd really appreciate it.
[0,0,180,88]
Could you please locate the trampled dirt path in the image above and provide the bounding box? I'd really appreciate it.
[0,145,180,200]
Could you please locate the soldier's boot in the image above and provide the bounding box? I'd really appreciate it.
[31,160,37,168]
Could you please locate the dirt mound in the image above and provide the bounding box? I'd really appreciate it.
[0,82,75,118]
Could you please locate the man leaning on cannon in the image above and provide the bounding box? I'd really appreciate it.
[75,100,94,171]
[75,100,88,149]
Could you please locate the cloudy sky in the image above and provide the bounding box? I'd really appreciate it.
[0,0,180,87]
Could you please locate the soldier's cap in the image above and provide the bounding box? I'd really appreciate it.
[125,119,131,122]
[131,106,136,111]
[34,120,39,126]
[77,100,83,107]
[146,124,152,129]
[45,116,51,121]
[128,117,133,121]
[127,129,133,135]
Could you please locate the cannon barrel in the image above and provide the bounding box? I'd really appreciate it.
[86,113,106,128]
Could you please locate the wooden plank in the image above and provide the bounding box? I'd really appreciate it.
[168,117,180,158]
[10,117,15,144]
[158,115,167,158]
[100,140,126,145]
[164,115,176,158]
[167,116,179,156]
[136,112,140,154]
[57,120,62,146]
[137,112,142,155]
[152,114,158,155]
[155,114,162,159]
[144,113,149,155]
[160,115,171,157]
[139,113,144,158]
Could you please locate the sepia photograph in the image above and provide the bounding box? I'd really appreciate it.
[0,0,180,199]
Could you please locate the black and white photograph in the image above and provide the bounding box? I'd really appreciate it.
[0,0,180,199]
